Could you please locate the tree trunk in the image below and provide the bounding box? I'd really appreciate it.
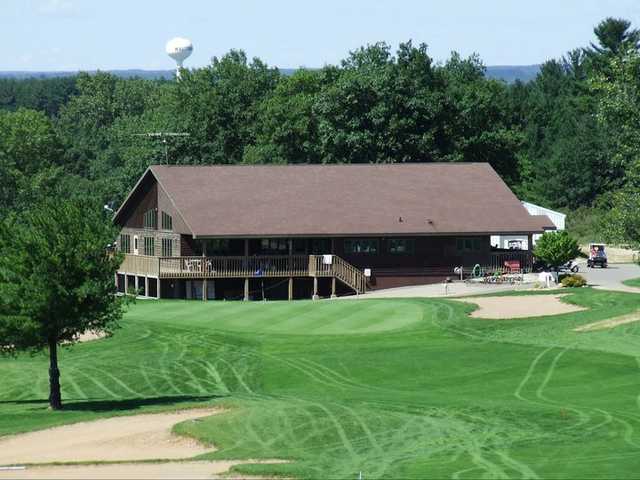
[48,339,62,410]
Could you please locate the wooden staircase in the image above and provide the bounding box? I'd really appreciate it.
[309,255,367,294]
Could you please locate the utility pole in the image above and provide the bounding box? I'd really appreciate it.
[132,132,190,164]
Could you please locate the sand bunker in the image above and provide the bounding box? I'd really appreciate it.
[74,331,107,343]
[574,310,640,332]
[459,294,586,319]
[0,460,286,479]
[0,408,219,465]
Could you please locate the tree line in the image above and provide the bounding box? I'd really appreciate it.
[2,17,640,245]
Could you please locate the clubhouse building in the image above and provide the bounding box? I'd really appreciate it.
[113,163,554,300]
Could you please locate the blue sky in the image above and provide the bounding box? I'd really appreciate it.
[2,0,639,71]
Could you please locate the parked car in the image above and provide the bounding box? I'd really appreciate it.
[587,243,607,268]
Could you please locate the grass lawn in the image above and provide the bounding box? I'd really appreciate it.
[2,289,640,478]
[623,277,640,288]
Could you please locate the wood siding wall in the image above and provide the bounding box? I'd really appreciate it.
[121,176,158,229]
[119,227,181,257]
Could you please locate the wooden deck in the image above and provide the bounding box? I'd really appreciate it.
[118,254,367,294]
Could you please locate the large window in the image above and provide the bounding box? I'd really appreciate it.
[144,237,155,256]
[260,238,289,254]
[119,234,131,253]
[161,211,173,230]
[387,238,415,254]
[161,238,173,257]
[456,237,482,252]
[143,209,157,229]
[344,238,379,255]
[310,238,330,254]
[203,239,231,255]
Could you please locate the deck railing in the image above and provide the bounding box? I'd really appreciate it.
[119,254,159,277]
[118,253,367,294]
[158,255,310,279]
[489,251,534,272]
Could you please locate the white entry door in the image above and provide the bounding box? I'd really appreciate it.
[133,235,139,255]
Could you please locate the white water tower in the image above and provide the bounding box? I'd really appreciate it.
[166,37,193,79]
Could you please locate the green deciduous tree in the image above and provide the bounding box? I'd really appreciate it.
[591,50,640,184]
[533,231,581,270]
[602,189,640,248]
[0,197,125,410]
[244,69,326,164]
[0,108,63,215]
[315,41,448,164]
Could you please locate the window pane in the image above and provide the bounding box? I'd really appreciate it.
[144,237,154,256]
[389,238,414,254]
[161,238,173,257]
[344,238,378,254]
[120,234,131,253]
[143,209,157,229]
[161,212,173,230]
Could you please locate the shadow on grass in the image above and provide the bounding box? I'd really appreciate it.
[0,394,224,412]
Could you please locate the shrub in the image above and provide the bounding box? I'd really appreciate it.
[533,231,581,270]
[560,274,587,288]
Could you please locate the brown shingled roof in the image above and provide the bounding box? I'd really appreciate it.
[139,163,553,237]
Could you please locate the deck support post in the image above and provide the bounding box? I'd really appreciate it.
[203,278,208,302]
[124,274,129,295]
[312,277,319,300]
[331,277,337,298]
[244,278,250,301]
[145,276,149,298]
[288,277,293,301]
[157,277,161,299]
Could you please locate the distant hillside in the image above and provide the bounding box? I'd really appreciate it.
[484,65,540,83]
[0,70,174,80]
[0,65,541,83]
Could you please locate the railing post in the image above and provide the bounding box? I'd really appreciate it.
[308,255,316,276]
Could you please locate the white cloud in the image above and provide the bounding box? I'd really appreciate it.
[37,0,75,16]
